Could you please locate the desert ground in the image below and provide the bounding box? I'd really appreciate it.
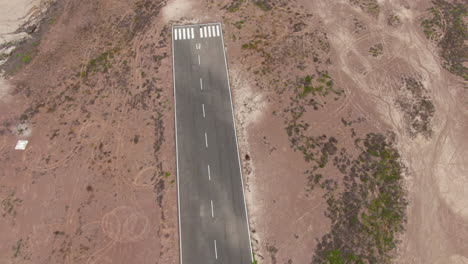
[0,0,467,263]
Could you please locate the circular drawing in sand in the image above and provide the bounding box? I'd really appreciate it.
[101,206,149,243]
[131,166,159,189]
[79,121,107,142]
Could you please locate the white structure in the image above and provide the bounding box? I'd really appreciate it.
[15,140,28,150]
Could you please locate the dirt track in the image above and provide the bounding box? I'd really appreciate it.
[1,0,178,263]
[305,1,468,262]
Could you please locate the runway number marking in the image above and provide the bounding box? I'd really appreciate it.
[196,43,201,49]
[214,240,218,259]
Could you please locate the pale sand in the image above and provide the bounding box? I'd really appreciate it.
[162,0,194,22]
[0,0,53,55]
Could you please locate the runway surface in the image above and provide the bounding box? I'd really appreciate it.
[172,23,253,264]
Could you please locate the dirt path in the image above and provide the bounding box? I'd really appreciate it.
[302,0,468,262]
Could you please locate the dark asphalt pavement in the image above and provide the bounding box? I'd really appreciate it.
[172,23,252,264]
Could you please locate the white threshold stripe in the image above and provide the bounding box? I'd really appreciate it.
[216,25,220,36]
[211,200,214,218]
[204,27,207,38]
[183,28,186,39]
[205,132,208,148]
[191,28,194,39]
[212,26,216,36]
[200,78,203,90]
[200,27,204,38]
[208,164,211,180]
[214,240,218,259]
[178,29,182,40]
[208,26,212,37]
[174,29,178,40]
[202,104,205,118]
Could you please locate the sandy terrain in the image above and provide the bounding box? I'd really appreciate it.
[0,0,53,63]
[1,0,179,262]
[303,1,468,263]
[221,0,468,263]
[0,0,466,263]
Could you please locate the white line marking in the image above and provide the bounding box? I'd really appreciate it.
[211,200,214,218]
[216,25,220,36]
[205,132,208,148]
[212,26,216,36]
[182,28,186,39]
[198,54,200,65]
[191,28,195,39]
[214,240,218,259]
[208,26,212,37]
[202,104,205,118]
[174,29,178,40]
[208,165,211,180]
[200,27,204,38]
[204,27,207,38]
[178,29,182,40]
[200,78,203,90]
[171,26,183,264]
[219,22,254,262]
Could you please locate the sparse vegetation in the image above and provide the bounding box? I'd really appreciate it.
[421,0,468,79]
[80,47,120,77]
[353,18,367,33]
[253,0,273,11]
[1,192,22,218]
[224,0,244,12]
[17,54,32,63]
[369,43,383,57]
[387,13,401,26]
[241,40,260,50]
[233,20,245,29]
[298,73,342,98]
[312,133,407,264]
[396,76,435,139]
[350,0,380,17]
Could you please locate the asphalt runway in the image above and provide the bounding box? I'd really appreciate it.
[172,23,253,264]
